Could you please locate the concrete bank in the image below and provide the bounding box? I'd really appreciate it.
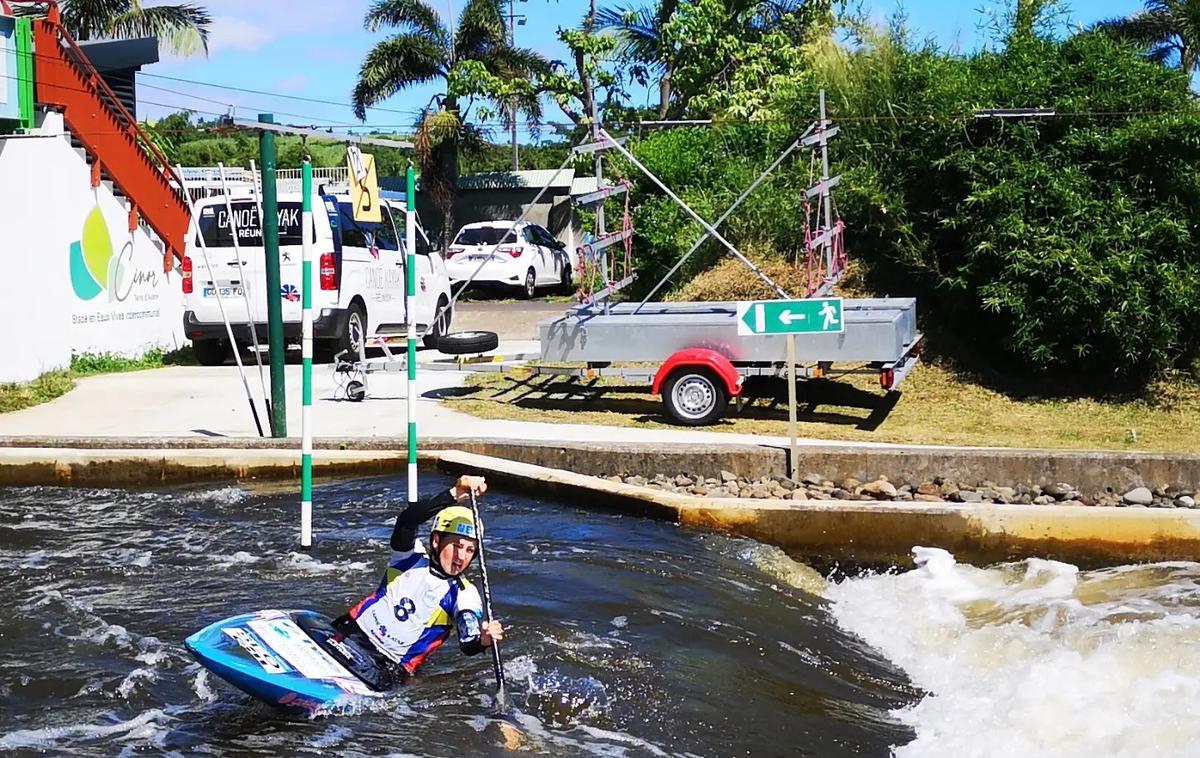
[437,451,1200,566]
[0,447,438,487]
[1,436,1198,497]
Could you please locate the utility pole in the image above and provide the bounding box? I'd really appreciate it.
[505,0,524,171]
[258,113,287,437]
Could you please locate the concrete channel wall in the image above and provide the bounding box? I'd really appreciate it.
[2,439,1199,565]
[1,436,1197,495]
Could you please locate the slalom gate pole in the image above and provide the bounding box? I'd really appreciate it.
[175,165,264,436]
[300,159,314,548]
[217,163,272,421]
[405,165,417,506]
[468,489,507,712]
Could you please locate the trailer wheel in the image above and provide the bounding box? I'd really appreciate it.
[346,380,365,402]
[437,330,499,355]
[662,368,728,426]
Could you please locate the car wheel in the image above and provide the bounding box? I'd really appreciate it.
[423,297,451,349]
[520,268,536,299]
[192,338,230,366]
[559,263,574,295]
[437,330,500,355]
[662,369,729,426]
[330,302,366,362]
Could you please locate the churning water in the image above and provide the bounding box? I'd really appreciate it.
[0,475,1196,757]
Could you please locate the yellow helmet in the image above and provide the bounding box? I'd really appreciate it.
[431,506,477,540]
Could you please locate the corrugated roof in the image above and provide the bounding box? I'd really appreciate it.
[456,169,577,190]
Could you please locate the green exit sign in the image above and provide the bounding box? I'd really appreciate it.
[736,298,844,335]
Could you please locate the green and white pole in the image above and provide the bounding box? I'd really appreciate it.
[300,159,315,547]
[405,165,418,505]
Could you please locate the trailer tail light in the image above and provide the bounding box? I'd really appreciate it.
[320,252,338,290]
[499,246,522,258]
[880,368,895,390]
[181,256,193,294]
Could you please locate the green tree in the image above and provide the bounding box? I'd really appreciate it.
[1093,0,1200,79]
[58,0,211,55]
[596,0,679,117]
[350,0,549,243]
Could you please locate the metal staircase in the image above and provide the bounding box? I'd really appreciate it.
[31,4,189,270]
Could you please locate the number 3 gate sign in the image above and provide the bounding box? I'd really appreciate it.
[736,298,844,336]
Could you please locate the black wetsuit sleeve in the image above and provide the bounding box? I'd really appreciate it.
[389,488,457,551]
[457,610,485,656]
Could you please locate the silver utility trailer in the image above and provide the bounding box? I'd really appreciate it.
[541,299,918,364]
[335,297,922,426]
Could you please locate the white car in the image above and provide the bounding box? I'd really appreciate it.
[443,220,572,298]
[182,191,453,365]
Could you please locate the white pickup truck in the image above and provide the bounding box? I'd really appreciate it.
[181,191,453,365]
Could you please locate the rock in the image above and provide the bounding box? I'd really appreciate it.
[689,486,708,496]
[720,470,738,484]
[1158,499,1176,509]
[831,488,853,500]
[978,488,1001,502]
[939,481,960,498]
[791,490,809,501]
[625,475,648,487]
[1032,495,1055,505]
[914,494,943,503]
[1176,495,1197,509]
[750,485,771,499]
[1043,482,1073,499]
[674,475,694,487]
[895,491,914,501]
[809,491,831,501]
[802,473,823,486]
[860,479,898,499]
[841,478,863,492]
[915,482,940,496]
[1153,485,1169,498]
[778,478,798,491]
[995,486,1017,502]
[605,475,623,483]
[897,484,913,495]
[1122,487,1154,506]
[705,478,719,486]
[953,490,983,503]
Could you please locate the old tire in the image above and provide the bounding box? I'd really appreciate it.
[662,368,728,426]
[437,330,499,355]
[193,338,230,366]
[423,297,452,349]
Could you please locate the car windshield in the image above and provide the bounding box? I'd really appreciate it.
[455,226,516,246]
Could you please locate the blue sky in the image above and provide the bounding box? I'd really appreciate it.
[139,0,1148,139]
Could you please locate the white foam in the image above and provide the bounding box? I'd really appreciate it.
[825,547,1200,758]
[210,551,261,569]
[185,486,250,505]
[0,708,171,750]
[278,552,370,575]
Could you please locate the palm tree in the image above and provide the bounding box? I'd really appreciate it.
[1094,0,1200,78]
[596,1,678,118]
[58,0,211,56]
[351,0,549,244]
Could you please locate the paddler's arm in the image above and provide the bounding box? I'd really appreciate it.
[457,613,504,655]
[389,475,488,551]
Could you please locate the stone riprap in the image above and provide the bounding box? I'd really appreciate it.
[603,472,1198,509]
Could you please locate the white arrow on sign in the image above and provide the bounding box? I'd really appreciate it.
[778,310,807,325]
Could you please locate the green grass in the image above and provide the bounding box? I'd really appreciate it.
[0,347,197,414]
[444,362,1200,454]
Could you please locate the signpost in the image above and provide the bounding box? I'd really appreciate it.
[736,298,844,480]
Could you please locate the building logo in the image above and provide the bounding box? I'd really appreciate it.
[68,205,159,302]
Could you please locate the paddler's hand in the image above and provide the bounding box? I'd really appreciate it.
[451,475,487,502]
[480,619,505,647]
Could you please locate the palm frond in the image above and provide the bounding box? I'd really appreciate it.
[455,0,507,61]
[1092,9,1178,48]
[364,0,445,42]
[352,33,446,120]
[104,4,211,55]
[595,3,664,66]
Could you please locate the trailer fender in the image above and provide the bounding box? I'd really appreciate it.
[652,350,742,397]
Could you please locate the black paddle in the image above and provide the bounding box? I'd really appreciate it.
[467,489,508,714]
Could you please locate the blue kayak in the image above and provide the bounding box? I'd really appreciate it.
[185,609,391,715]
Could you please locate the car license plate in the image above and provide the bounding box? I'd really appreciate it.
[469,254,492,262]
[203,286,244,297]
